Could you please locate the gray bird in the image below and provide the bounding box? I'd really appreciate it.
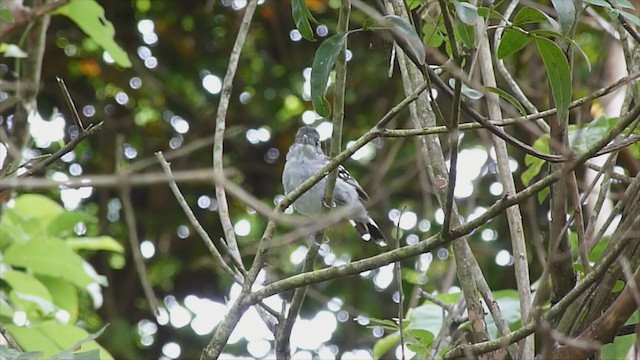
[282,126,387,246]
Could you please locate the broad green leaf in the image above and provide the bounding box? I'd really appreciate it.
[4,239,95,289]
[422,19,444,48]
[551,0,576,35]
[6,322,113,360]
[3,271,55,315]
[603,334,636,360]
[0,3,15,23]
[477,7,507,21]
[569,116,618,153]
[485,86,527,116]
[453,18,475,49]
[51,324,108,360]
[381,15,425,66]
[310,32,348,117]
[373,332,400,360]
[12,194,64,225]
[291,0,316,42]
[54,0,131,67]
[452,0,478,25]
[406,0,424,10]
[612,280,625,292]
[535,37,571,120]
[521,134,549,186]
[513,7,549,25]
[0,297,15,319]
[497,29,531,59]
[531,29,592,71]
[40,276,79,325]
[47,211,97,238]
[66,236,124,253]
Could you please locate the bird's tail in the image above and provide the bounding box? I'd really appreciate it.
[351,218,387,247]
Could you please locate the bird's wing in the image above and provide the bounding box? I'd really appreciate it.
[337,164,370,202]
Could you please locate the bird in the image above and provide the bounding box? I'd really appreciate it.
[282,126,387,246]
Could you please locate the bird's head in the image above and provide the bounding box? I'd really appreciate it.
[295,126,321,147]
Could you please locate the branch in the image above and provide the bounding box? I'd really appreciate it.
[0,0,69,39]
[211,0,258,272]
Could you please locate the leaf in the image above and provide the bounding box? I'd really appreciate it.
[497,29,531,59]
[582,0,612,7]
[52,324,108,360]
[422,19,444,48]
[291,0,316,42]
[453,18,475,49]
[513,7,549,25]
[551,0,576,35]
[310,32,348,117]
[6,322,113,360]
[535,37,571,120]
[485,86,527,116]
[531,29,591,72]
[54,0,131,67]
[373,332,400,360]
[2,271,54,315]
[381,15,425,66]
[40,276,79,325]
[0,345,43,360]
[66,236,124,253]
[451,0,478,25]
[4,239,96,289]
[0,4,14,23]
[47,211,97,238]
[12,194,64,224]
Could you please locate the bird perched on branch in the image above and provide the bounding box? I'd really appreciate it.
[282,126,387,246]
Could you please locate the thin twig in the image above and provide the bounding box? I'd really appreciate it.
[119,185,159,316]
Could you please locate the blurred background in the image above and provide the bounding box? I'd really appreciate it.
[0,0,636,359]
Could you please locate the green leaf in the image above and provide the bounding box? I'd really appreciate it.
[380,15,425,66]
[4,239,96,289]
[6,322,113,360]
[0,297,16,320]
[497,29,531,59]
[66,236,124,253]
[373,332,400,360]
[531,29,592,72]
[612,280,625,293]
[54,0,131,67]
[551,0,576,35]
[512,7,549,25]
[47,211,97,238]
[521,134,549,186]
[310,32,348,117]
[51,324,108,360]
[3,271,55,315]
[0,3,14,23]
[291,0,316,42]
[485,86,527,116]
[615,0,635,9]
[569,116,618,153]
[535,37,571,120]
[40,276,79,325]
[12,194,64,225]
[422,19,444,48]
[452,0,478,25]
[453,18,475,49]
[477,7,507,21]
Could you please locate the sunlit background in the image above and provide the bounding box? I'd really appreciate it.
[0,0,628,358]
